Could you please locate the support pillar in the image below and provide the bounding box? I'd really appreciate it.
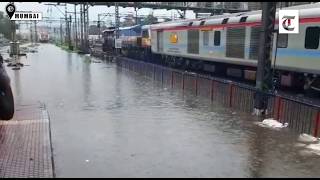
[253,2,276,116]
[80,4,83,51]
[34,21,38,43]
[115,2,120,56]
[86,3,89,52]
[68,15,73,50]
[74,4,78,49]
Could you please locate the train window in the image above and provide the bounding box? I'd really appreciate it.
[240,16,248,23]
[189,22,193,26]
[277,34,288,48]
[222,18,229,24]
[250,26,261,60]
[214,31,221,46]
[203,31,209,46]
[200,21,206,26]
[142,30,149,38]
[305,27,320,49]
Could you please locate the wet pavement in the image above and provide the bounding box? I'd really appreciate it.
[2,43,320,177]
[0,102,53,178]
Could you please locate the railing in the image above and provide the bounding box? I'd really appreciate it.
[116,57,320,137]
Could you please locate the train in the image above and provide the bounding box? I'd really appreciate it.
[102,3,320,94]
[39,32,49,43]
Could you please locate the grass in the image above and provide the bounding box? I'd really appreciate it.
[55,42,80,53]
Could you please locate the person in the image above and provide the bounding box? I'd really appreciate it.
[0,53,14,120]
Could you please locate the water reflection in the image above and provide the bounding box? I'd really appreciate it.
[67,52,72,75]
[110,67,124,110]
[13,69,22,105]
[4,44,320,177]
[247,128,267,178]
[82,57,92,110]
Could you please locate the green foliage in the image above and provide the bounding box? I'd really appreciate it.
[142,14,158,25]
[0,11,12,40]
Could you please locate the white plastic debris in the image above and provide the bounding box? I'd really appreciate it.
[304,143,320,156]
[298,133,319,143]
[294,142,307,148]
[85,160,89,162]
[306,143,320,151]
[257,118,288,129]
[296,134,320,156]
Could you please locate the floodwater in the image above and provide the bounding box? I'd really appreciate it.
[2,43,320,178]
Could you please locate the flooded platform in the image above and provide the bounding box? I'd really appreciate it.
[1,44,320,177]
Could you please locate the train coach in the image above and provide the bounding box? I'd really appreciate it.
[102,25,146,59]
[147,3,320,93]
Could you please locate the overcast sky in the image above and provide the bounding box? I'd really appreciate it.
[0,2,196,27]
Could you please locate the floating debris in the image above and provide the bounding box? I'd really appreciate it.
[12,67,21,70]
[4,58,12,62]
[298,133,319,143]
[296,134,320,156]
[255,118,288,129]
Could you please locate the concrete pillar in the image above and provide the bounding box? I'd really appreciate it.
[254,2,276,116]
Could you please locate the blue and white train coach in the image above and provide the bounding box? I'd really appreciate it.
[149,3,320,92]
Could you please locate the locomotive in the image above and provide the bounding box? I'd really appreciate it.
[39,32,49,43]
[102,3,320,93]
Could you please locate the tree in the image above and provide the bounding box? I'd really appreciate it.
[121,14,135,27]
[0,11,12,40]
[142,14,158,25]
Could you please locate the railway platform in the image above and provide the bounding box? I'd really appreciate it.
[0,102,54,178]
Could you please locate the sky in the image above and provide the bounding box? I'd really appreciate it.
[0,2,196,29]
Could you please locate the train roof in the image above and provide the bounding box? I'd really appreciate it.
[150,2,320,30]
[119,24,141,30]
[142,25,151,30]
[102,27,115,33]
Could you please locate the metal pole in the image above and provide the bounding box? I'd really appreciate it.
[135,7,138,25]
[80,3,83,51]
[11,19,16,54]
[30,22,33,44]
[60,19,63,45]
[34,21,38,43]
[83,3,87,52]
[115,2,120,55]
[86,3,89,51]
[77,18,80,48]
[253,2,276,116]
[65,5,68,45]
[69,15,72,49]
[74,4,78,49]
[98,14,101,39]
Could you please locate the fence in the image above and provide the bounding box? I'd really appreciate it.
[116,57,320,137]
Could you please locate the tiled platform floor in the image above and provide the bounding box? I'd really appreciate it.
[0,103,54,178]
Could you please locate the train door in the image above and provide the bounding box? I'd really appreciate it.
[187,30,199,54]
[157,31,163,52]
